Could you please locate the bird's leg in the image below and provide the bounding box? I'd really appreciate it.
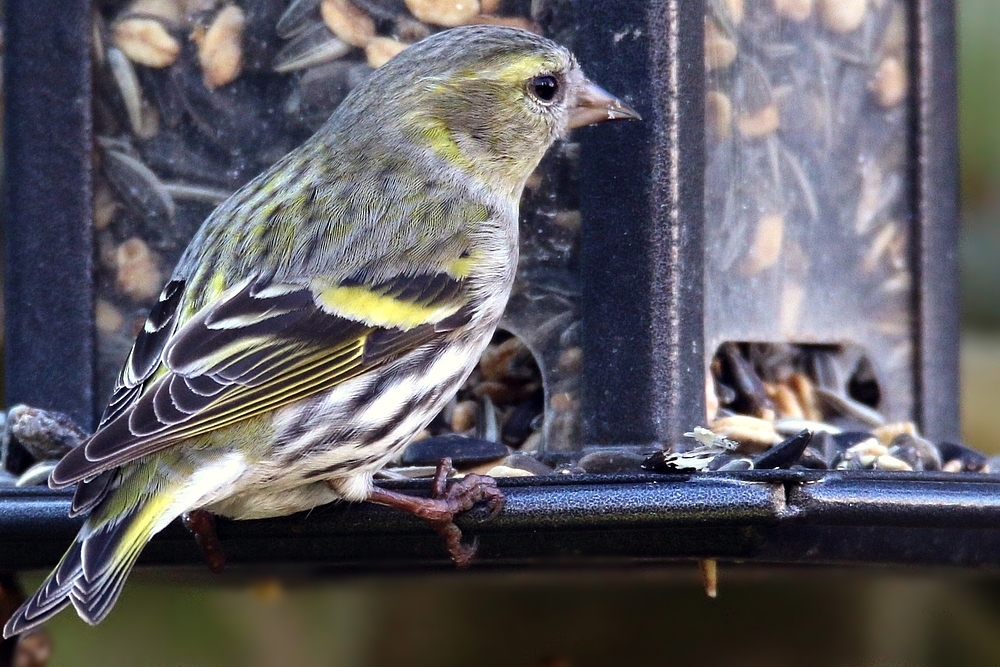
[365,457,504,568]
[181,510,226,574]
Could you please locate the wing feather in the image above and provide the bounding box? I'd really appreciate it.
[51,270,472,489]
[99,280,185,427]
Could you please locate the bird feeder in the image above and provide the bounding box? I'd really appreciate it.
[2,0,983,576]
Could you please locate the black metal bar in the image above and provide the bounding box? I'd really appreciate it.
[3,0,95,428]
[6,472,1000,572]
[650,0,708,446]
[913,0,960,442]
[578,0,706,447]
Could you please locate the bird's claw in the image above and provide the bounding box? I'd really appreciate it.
[365,457,505,567]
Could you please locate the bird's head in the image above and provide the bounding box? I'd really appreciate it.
[333,25,639,195]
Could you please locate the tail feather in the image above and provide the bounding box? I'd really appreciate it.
[5,451,244,638]
[3,542,83,637]
[73,545,145,626]
[80,517,128,581]
[3,498,170,638]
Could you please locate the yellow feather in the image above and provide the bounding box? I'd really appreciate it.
[208,271,228,301]
[316,285,461,329]
[494,54,552,83]
[115,490,174,559]
[413,120,478,173]
[445,254,475,279]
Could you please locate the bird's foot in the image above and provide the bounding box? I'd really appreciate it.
[181,509,226,573]
[364,457,504,568]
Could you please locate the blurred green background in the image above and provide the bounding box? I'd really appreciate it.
[14,1,1000,665]
[959,0,1000,464]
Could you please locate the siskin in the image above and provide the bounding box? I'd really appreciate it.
[4,25,638,636]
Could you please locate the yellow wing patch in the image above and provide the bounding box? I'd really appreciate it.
[316,285,462,329]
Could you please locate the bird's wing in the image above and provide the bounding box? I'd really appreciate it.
[51,269,475,490]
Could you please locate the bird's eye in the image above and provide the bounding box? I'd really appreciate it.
[529,74,560,103]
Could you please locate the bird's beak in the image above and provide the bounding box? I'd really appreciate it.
[567,79,641,130]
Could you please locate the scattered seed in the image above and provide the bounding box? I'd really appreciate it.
[869,56,906,107]
[400,434,508,467]
[848,438,887,457]
[774,418,842,436]
[577,450,649,474]
[553,210,581,232]
[873,454,911,471]
[123,0,185,24]
[643,447,719,473]
[788,372,822,421]
[274,22,353,73]
[814,387,885,428]
[322,0,376,48]
[819,0,867,34]
[709,415,782,452]
[705,19,737,71]
[483,464,534,478]
[938,442,988,473]
[706,90,733,138]
[741,213,784,274]
[736,103,780,138]
[196,4,246,89]
[872,421,917,446]
[161,181,234,205]
[365,36,408,68]
[706,374,721,421]
[753,429,813,469]
[774,0,812,22]
[888,433,941,471]
[95,299,125,334]
[557,346,582,374]
[107,46,146,136]
[116,237,163,302]
[450,399,478,433]
[113,16,181,68]
[276,0,322,38]
[16,461,58,487]
[686,425,739,450]
[405,0,481,27]
[93,181,122,231]
[723,0,744,25]
[480,335,534,383]
[942,460,963,473]
[765,382,804,419]
[550,392,576,413]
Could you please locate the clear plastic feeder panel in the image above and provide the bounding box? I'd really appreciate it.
[92,0,581,451]
[703,0,914,422]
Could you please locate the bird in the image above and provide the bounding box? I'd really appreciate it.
[4,24,638,636]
